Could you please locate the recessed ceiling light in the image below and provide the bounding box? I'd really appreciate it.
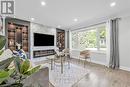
[31,18,35,21]
[74,18,78,22]
[110,2,116,7]
[41,1,46,6]
[58,25,61,28]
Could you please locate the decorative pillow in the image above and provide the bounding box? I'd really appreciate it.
[13,49,27,59]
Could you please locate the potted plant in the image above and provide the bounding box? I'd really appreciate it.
[0,35,41,87]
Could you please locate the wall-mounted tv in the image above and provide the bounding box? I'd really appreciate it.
[34,33,54,46]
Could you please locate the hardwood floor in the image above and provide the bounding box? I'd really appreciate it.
[71,59,130,87]
[49,58,130,87]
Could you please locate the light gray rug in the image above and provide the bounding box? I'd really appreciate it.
[45,63,89,87]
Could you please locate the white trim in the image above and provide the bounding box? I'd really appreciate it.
[72,56,130,72]
[91,60,106,66]
[120,66,130,72]
[69,30,72,49]
[70,24,107,52]
[90,61,130,72]
[70,49,106,54]
[91,50,106,54]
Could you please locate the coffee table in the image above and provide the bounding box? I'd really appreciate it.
[47,52,70,74]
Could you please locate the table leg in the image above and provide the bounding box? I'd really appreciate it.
[61,56,63,74]
[51,59,53,70]
[68,55,70,69]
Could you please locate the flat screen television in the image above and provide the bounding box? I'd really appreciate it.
[34,33,54,46]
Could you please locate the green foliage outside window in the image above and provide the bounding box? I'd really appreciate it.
[79,29,97,50]
[72,32,78,49]
[99,26,106,49]
[71,25,107,51]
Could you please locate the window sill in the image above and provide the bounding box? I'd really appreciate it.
[70,49,106,54]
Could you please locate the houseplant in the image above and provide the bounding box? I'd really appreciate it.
[0,35,14,86]
[0,35,41,87]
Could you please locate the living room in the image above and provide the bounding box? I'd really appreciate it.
[0,0,130,87]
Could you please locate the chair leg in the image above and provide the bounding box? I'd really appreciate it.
[78,57,80,64]
[84,58,86,68]
[51,59,53,70]
[54,60,56,71]
[61,56,63,74]
[68,59,70,69]
[66,55,70,69]
[89,57,91,63]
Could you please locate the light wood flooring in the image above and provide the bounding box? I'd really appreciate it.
[49,58,130,87]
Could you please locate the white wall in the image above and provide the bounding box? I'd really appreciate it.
[91,52,106,65]
[119,16,130,71]
[30,22,56,61]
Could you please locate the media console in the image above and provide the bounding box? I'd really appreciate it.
[33,49,55,58]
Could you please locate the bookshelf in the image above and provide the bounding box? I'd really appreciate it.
[56,29,65,51]
[5,17,30,57]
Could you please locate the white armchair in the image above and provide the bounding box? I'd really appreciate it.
[80,50,91,67]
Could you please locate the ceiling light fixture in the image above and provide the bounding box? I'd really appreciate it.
[58,25,61,28]
[31,18,35,21]
[110,2,116,7]
[41,1,46,6]
[74,18,78,22]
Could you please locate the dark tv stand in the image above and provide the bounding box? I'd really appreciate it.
[33,49,55,58]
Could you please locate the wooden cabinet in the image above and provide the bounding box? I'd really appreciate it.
[5,17,30,54]
[56,29,65,51]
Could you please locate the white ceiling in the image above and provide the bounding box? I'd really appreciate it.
[15,0,130,29]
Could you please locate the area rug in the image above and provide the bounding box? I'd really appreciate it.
[45,63,89,87]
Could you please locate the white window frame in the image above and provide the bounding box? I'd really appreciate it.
[70,23,106,53]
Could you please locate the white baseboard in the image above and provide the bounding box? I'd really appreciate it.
[120,66,130,72]
[88,60,130,72]
[91,60,106,66]
[72,57,130,72]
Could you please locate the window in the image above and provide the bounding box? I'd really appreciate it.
[99,26,106,51]
[71,32,79,49]
[71,24,106,51]
[79,29,97,50]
